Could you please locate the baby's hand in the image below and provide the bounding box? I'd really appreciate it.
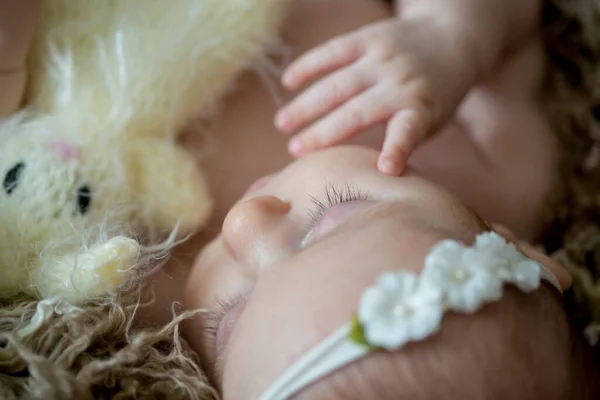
[275,18,475,175]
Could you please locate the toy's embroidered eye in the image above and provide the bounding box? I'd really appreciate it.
[76,185,92,215]
[3,162,25,195]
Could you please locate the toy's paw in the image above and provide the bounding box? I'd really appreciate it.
[85,236,140,291]
[34,236,140,302]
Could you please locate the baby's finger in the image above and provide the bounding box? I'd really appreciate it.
[378,108,430,176]
[282,35,365,91]
[288,86,391,156]
[275,65,371,134]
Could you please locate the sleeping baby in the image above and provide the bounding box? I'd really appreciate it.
[0,0,599,398]
[181,146,597,399]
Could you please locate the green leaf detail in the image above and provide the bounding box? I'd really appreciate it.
[349,315,377,350]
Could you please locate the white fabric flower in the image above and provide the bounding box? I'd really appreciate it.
[474,232,524,278]
[357,271,443,350]
[475,232,523,260]
[354,233,545,353]
[475,231,541,290]
[511,259,541,292]
[422,240,503,313]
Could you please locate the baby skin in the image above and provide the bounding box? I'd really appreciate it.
[183,0,559,246]
[136,0,563,331]
[275,0,559,238]
[277,0,546,170]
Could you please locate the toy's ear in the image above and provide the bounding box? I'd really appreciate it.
[126,138,213,236]
[34,236,140,301]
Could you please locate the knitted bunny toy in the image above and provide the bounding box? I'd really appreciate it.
[0,0,286,303]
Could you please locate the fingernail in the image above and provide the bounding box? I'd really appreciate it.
[289,138,305,155]
[275,112,288,130]
[378,156,399,175]
[282,72,296,88]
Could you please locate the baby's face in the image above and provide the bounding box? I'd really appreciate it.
[182,146,566,399]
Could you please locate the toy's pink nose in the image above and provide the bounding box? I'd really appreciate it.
[46,140,80,162]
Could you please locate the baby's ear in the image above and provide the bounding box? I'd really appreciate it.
[125,138,213,236]
[492,224,572,291]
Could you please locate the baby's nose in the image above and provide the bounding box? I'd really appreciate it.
[46,140,80,162]
[222,196,292,271]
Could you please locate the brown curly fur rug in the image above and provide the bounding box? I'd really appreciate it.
[541,0,600,356]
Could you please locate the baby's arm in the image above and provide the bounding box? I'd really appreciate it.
[401,0,542,81]
[0,0,41,116]
[276,0,542,175]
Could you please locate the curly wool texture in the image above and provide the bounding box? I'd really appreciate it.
[0,291,217,400]
[541,0,600,354]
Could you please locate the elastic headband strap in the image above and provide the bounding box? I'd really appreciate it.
[258,263,561,400]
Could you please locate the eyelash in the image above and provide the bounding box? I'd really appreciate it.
[307,182,368,230]
[203,293,247,344]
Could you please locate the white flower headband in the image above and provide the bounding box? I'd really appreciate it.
[258,232,562,400]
